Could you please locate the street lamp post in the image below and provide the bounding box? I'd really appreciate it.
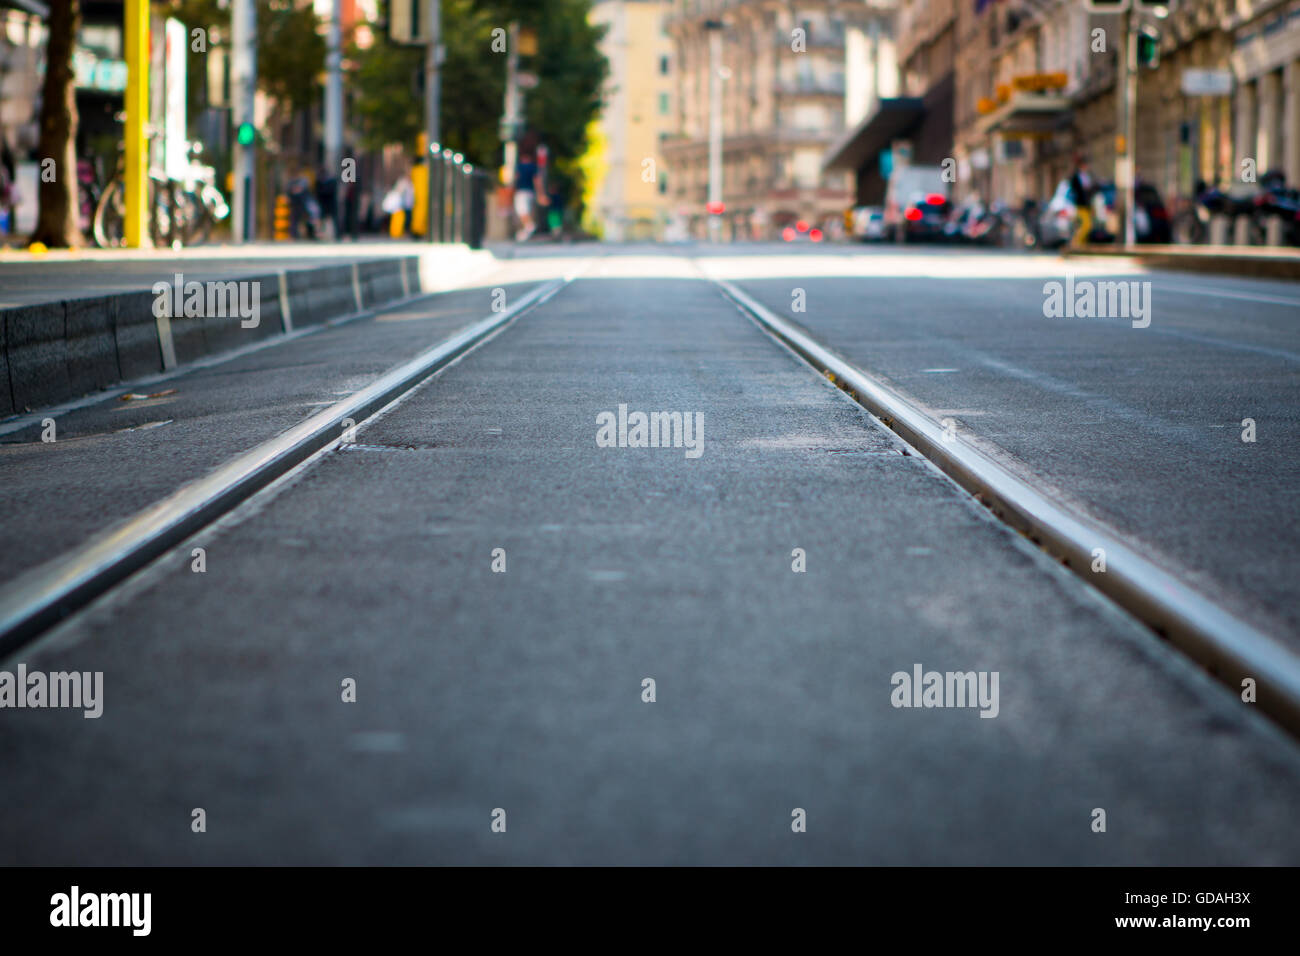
[325,0,343,237]
[705,19,724,243]
[1123,8,1138,248]
[231,0,257,243]
[425,0,442,243]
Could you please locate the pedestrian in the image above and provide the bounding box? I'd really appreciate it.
[316,165,339,241]
[513,135,548,242]
[381,173,414,237]
[1068,154,1095,247]
[287,169,318,240]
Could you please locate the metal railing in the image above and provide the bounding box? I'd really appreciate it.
[427,144,491,248]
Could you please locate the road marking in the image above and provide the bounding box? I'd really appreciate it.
[1155,283,1300,308]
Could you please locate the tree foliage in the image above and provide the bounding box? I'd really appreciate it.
[169,0,326,116]
[351,0,607,209]
[257,0,327,114]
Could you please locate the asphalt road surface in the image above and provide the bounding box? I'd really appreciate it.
[1,245,1297,865]
[697,247,1300,644]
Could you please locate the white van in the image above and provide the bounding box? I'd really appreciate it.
[884,165,951,241]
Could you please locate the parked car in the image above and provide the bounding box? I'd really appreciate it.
[1246,172,1300,245]
[943,200,980,242]
[852,206,886,241]
[779,219,826,243]
[884,165,951,241]
[1095,181,1171,244]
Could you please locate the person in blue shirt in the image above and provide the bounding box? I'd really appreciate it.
[513,140,548,241]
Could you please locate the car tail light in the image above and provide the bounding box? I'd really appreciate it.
[809,228,824,242]
[782,227,796,241]
[925,193,946,206]
[904,207,923,222]
[796,220,809,233]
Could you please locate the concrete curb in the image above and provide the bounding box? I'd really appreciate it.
[0,247,491,416]
[1067,245,1300,280]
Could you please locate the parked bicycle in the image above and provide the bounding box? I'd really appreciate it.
[93,133,228,249]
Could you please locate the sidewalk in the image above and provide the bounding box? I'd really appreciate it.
[1066,243,1300,280]
[0,242,496,417]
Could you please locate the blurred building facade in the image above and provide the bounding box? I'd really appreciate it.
[590,0,676,240]
[827,0,1300,224]
[662,0,885,239]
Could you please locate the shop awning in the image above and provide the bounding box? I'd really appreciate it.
[975,93,1072,137]
[822,97,925,172]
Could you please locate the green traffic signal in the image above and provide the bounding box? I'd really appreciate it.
[236,122,256,147]
[1136,28,1159,68]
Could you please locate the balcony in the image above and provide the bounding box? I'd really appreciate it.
[774,76,847,97]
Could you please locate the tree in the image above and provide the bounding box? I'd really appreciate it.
[520,0,607,209]
[32,0,82,247]
[257,0,327,115]
[170,0,325,117]
[351,0,607,211]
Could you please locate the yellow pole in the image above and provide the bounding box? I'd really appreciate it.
[124,0,150,247]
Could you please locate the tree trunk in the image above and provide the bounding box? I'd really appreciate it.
[32,0,82,248]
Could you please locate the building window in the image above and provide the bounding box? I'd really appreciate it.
[660,55,670,75]
[659,92,670,115]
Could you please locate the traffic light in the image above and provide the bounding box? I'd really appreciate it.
[236,121,256,147]
[1135,0,1174,13]
[1136,25,1160,69]
[390,0,432,45]
[1084,0,1129,12]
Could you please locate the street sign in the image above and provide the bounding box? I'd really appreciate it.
[1181,68,1233,96]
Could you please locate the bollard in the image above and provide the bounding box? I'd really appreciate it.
[441,149,455,244]
[1265,215,1284,246]
[274,195,290,241]
[462,166,473,244]
[430,147,444,243]
[411,161,429,237]
[1233,215,1251,246]
[1209,214,1229,246]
